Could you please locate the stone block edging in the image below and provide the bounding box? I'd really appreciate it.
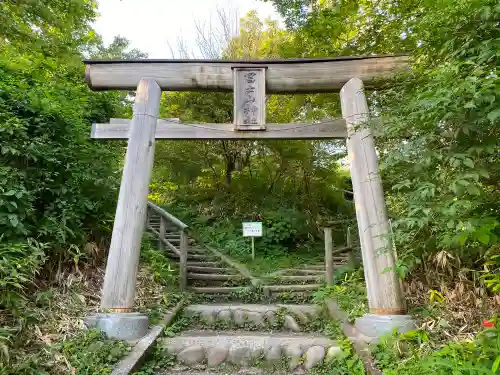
[111,300,184,375]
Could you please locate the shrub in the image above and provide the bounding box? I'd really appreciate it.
[258,208,311,251]
[0,239,46,313]
[373,321,500,374]
[0,49,121,258]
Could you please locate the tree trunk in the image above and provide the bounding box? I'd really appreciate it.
[225,159,234,187]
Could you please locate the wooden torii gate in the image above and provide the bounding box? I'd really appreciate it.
[84,56,414,340]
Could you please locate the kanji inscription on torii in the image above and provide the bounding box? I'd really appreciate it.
[233,67,266,130]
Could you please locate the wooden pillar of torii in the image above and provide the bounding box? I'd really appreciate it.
[84,55,413,340]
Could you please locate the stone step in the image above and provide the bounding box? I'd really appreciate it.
[190,286,249,294]
[304,265,325,270]
[187,253,217,261]
[164,252,181,260]
[187,261,221,267]
[166,238,181,243]
[188,248,210,255]
[185,303,318,316]
[162,330,339,370]
[186,266,232,273]
[190,247,210,252]
[270,275,323,283]
[272,269,325,276]
[183,304,319,331]
[187,273,242,281]
[166,252,217,261]
[164,368,306,374]
[263,284,322,293]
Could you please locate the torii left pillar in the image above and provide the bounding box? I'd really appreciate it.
[85,79,161,340]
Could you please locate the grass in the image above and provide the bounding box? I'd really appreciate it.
[0,267,132,374]
[0,235,180,374]
[242,249,324,276]
[188,213,327,277]
[312,267,368,321]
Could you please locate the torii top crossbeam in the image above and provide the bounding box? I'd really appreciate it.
[83,55,408,93]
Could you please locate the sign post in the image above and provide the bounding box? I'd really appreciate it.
[242,222,262,260]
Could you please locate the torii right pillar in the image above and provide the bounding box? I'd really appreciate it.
[340,78,415,341]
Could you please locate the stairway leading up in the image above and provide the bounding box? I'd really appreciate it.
[146,202,252,295]
[139,202,356,373]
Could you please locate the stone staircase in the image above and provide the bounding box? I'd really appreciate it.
[160,303,341,373]
[168,237,249,294]
[146,202,354,302]
[260,251,352,301]
[146,206,252,295]
[142,204,354,373]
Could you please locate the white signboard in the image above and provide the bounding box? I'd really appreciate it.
[242,222,262,237]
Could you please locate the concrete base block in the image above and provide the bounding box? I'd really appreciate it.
[355,314,416,342]
[84,312,149,341]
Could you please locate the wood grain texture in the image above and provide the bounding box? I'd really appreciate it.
[158,217,166,251]
[91,120,348,140]
[101,79,161,309]
[233,68,266,130]
[340,78,405,313]
[147,224,180,255]
[147,202,188,229]
[346,228,356,267]
[84,56,409,93]
[324,227,334,286]
[179,230,188,291]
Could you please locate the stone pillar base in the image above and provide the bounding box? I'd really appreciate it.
[355,314,416,343]
[84,312,149,341]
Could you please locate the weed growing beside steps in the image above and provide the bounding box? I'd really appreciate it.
[52,330,131,375]
[372,322,500,374]
[0,237,178,374]
[313,268,368,322]
[132,344,176,375]
[138,235,182,324]
[0,268,131,374]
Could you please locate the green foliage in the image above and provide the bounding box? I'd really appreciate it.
[0,239,46,316]
[140,235,175,286]
[54,329,130,375]
[0,48,121,253]
[313,268,368,321]
[373,322,500,374]
[258,208,310,251]
[374,0,500,273]
[0,1,147,371]
[0,0,98,55]
[483,249,500,293]
[132,344,175,375]
[169,201,324,268]
[261,0,500,279]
